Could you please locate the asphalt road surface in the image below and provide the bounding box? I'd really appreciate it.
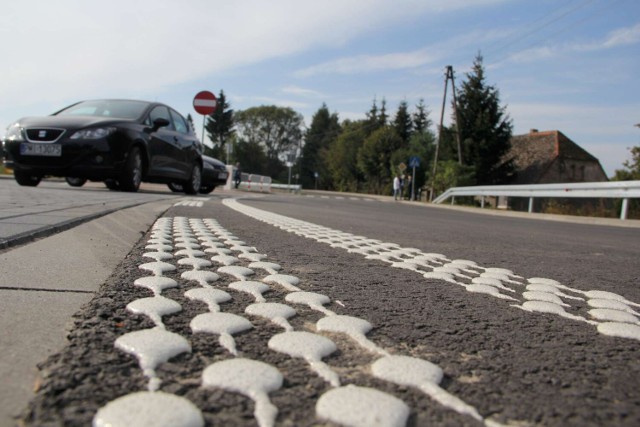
[2,180,639,426]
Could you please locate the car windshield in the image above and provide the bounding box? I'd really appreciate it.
[55,100,149,120]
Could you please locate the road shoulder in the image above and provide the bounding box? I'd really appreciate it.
[0,199,172,426]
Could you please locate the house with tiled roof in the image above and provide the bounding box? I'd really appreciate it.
[508,129,608,184]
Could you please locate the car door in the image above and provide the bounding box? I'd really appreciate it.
[169,109,197,178]
[146,106,184,179]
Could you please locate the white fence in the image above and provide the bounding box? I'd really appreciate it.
[224,167,272,193]
[432,181,640,220]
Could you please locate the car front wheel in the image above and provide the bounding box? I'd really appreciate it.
[65,177,87,187]
[14,170,42,187]
[104,179,119,190]
[182,163,202,195]
[119,147,143,192]
[167,182,183,192]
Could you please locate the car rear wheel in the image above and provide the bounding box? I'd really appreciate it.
[65,177,87,187]
[167,182,183,192]
[200,185,215,194]
[119,147,143,192]
[104,179,120,191]
[14,170,42,187]
[182,163,202,195]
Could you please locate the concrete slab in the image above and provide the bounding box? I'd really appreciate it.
[0,199,172,426]
[0,290,92,424]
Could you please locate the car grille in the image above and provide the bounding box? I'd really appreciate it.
[26,128,65,142]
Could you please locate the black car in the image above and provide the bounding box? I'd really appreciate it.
[2,99,204,193]
[167,155,228,194]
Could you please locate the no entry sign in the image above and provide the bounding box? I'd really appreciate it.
[193,91,217,115]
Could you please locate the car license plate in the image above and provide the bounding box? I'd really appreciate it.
[20,143,62,157]
[219,172,228,179]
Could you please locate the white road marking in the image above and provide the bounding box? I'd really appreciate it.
[93,391,204,427]
[268,331,340,386]
[126,296,182,328]
[371,355,483,422]
[114,327,191,391]
[133,276,178,296]
[184,288,231,312]
[98,208,639,426]
[245,302,296,331]
[285,291,335,316]
[316,315,389,357]
[190,312,253,356]
[223,198,640,342]
[316,385,410,427]
[202,358,282,427]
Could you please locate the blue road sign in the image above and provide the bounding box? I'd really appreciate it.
[408,156,421,168]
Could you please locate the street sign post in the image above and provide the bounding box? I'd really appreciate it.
[193,91,217,147]
[408,156,421,201]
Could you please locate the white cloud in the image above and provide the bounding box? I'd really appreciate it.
[601,22,640,48]
[506,23,640,63]
[0,0,508,108]
[281,86,325,98]
[295,49,437,77]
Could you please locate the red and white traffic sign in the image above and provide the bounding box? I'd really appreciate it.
[193,91,217,115]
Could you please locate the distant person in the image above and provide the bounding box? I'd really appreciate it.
[233,163,242,189]
[393,174,401,201]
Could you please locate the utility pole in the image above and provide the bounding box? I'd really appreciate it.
[430,65,463,201]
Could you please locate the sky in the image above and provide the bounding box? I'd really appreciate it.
[1,0,638,176]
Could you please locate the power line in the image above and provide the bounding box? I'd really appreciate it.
[488,0,629,66]
[485,0,596,59]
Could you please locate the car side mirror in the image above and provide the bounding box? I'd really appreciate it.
[151,117,170,132]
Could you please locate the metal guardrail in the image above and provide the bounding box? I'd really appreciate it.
[432,181,640,220]
[270,183,301,193]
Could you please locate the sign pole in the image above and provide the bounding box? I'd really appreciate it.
[411,166,416,201]
[201,116,206,148]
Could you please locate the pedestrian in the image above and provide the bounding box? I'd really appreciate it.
[233,163,242,189]
[393,174,401,200]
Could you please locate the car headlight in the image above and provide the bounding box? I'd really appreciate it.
[4,123,23,141]
[70,127,116,140]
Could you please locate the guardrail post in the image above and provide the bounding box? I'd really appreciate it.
[620,198,629,220]
[528,197,534,213]
[451,196,455,205]
[480,196,485,209]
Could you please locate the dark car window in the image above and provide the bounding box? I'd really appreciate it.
[170,109,189,134]
[55,100,148,120]
[148,106,174,130]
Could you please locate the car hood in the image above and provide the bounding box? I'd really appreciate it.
[15,115,136,130]
[203,155,226,167]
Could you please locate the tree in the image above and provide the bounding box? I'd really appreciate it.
[234,105,304,179]
[413,99,431,134]
[431,160,475,195]
[613,146,640,180]
[357,126,403,194]
[325,120,366,192]
[612,145,640,219]
[301,104,341,189]
[455,54,514,185]
[232,135,269,177]
[204,90,235,161]
[378,98,388,128]
[393,100,413,145]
